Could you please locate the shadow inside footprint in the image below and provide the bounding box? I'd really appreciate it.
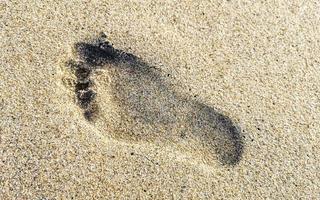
[67,34,244,165]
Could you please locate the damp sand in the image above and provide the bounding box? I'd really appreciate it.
[1,1,320,199]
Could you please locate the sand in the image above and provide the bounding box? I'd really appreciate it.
[1,0,319,199]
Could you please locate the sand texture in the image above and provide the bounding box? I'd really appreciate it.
[1,0,320,199]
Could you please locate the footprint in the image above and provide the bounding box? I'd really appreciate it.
[66,33,244,165]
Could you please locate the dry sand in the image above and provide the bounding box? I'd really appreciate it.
[1,0,320,199]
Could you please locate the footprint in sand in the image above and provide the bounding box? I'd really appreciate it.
[65,33,244,166]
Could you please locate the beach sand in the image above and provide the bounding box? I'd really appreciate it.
[1,0,319,199]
